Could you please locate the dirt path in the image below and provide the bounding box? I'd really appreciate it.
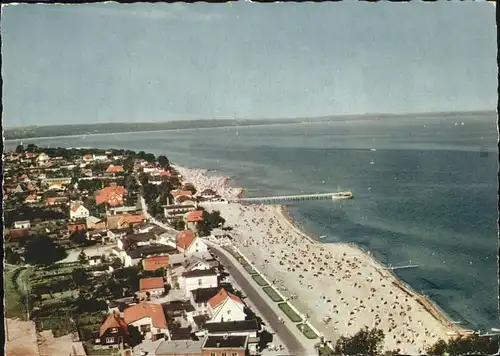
[5,318,39,356]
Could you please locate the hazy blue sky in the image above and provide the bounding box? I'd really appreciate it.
[2,2,497,127]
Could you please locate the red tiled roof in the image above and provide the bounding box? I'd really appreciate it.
[25,194,37,202]
[8,228,31,239]
[70,203,84,212]
[159,171,171,176]
[139,277,165,291]
[177,230,196,250]
[208,288,243,309]
[186,210,204,223]
[96,185,126,206]
[142,256,170,271]
[99,312,128,337]
[106,165,125,174]
[172,190,193,199]
[123,303,167,329]
[118,214,144,226]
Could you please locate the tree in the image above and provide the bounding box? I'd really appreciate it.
[157,155,170,169]
[171,217,185,231]
[70,230,88,246]
[144,153,156,163]
[15,144,24,153]
[78,250,88,265]
[426,334,498,356]
[24,235,67,265]
[5,246,22,265]
[182,183,197,195]
[333,327,385,356]
[71,268,88,286]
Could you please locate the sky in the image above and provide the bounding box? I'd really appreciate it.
[1,2,497,127]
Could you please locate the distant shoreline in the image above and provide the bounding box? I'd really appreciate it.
[5,110,494,141]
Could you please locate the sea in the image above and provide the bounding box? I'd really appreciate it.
[6,112,498,331]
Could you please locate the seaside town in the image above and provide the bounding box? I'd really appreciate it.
[3,144,498,356]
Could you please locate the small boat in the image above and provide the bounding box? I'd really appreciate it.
[236,132,239,135]
[321,180,326,184]
[369,161,375,165]
[320,235,326,239]
[370,148,376,151]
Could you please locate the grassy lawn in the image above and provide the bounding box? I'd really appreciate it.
[4,266,32,319]
[244,264,257,275]
[252,274,268,287]
[297,323,318,339]
[262,286,283,302]
[278,303,302,322]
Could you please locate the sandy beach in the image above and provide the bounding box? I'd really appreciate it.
[176,166,462,354]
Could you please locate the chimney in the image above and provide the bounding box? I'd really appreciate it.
[216,342,220,348]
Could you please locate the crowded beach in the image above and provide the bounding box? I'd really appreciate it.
[174,165,460,354]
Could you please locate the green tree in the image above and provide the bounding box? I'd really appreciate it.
[15,144,24,153]
[24,235,67,265]
[182,183,197,195]
[172,217,185,231]
[70,230,88,246]
[157,155,170,169]
[427,339,448,356]
[333,327,385,356]
[144,153,156,163]
[71,268,88,286]
[5,246,22,265]
[78,250,88,265]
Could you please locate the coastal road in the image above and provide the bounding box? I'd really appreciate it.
[207,242,309,356]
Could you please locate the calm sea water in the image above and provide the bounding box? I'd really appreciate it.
[6,113,498,331]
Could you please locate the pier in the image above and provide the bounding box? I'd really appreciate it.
[384,264,419,271]
[232,191,353,205]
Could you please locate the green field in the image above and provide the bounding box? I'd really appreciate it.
[262,286,283,302]
[297,323,319,339]
[252,274,268,287]
[278,303,302,322]
[4,266,32,319]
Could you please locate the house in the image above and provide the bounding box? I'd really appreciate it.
[24,194,38,204]
[106,165,125,174]
[177,230,210,258]
[37,152,50,162]
[117,214,144,229]
[123,303,170,341]
[94,154,109,161]
[96,183,127,207]
[206,289,246,324]
[164,202,197,222]
[139,277,166,299]
[107,297,138,314]
[87,216,106,230]
[159,170,171,177]
[108,206,140,215]
[179,268,218,298]
[117,232,156,250]
[70,202,90,220]
[13,184,24,193]
[200,335,249,356]
[88,255,102,266]
[185,210,204,231]
[143,255,170,272]
[45,196,69,207]
[13,220,30,229]
[199,189,217,200]
[6,228,32,247]
[94,311,128,349]
[198,320,259,338]
[118,244,178,268]
[190,287,224,317]
[155,339,203,356]
[68,222,87,234]
[83,154,94,162]
[171,190,194,204]
[42,177,72,187]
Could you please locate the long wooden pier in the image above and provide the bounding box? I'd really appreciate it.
[231,191,353,205]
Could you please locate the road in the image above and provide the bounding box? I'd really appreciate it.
[208,243,308,356]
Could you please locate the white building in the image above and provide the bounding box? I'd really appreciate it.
[123,303,170,341]
[13,220,30,229]
[179,268,218,298]
[70,203,90,220]
[206,288,246,323]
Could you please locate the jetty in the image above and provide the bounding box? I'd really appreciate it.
[232,191,353,205]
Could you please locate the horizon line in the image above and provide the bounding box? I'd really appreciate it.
[5,109,496,129]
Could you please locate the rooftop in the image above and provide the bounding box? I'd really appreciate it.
[139,277,165,291]
[182,268,217,279]
[203,320,259,334]
[191,287,224,304]
[155,339,203,356]
[202,335,249,349]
